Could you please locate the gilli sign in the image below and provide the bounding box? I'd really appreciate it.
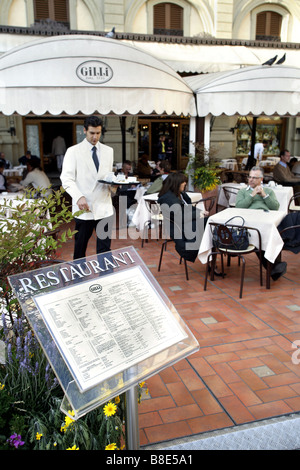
[76,60,113,84]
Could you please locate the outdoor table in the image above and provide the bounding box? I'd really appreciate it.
[219,159,238,171]
[3,166,25,177]
[198,207,287,289]
[218,183,293,213]
[131,191,204,232]
[0,194,38,218]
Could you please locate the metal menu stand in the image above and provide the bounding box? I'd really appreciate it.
[9,246,199,450]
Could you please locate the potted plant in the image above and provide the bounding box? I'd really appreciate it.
[186,142,221,214]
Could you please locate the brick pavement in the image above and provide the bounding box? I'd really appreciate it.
[57,220,300,448]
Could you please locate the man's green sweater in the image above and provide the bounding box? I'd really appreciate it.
[235,187,280,211]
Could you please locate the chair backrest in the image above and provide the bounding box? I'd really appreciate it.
[144,199,161,218]
[197,195,217,214]
[210,222,261,252]
[223,187,239,201]
[211,223,237,250]
[278,212,300,253]
[288,192,300,212]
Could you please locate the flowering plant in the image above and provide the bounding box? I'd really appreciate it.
[186,142,221,191]
[0,187,148,449]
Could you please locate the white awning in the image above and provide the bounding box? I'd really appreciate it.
[0,35,196,116]
[184,65,300,116]
[123,40,299,73]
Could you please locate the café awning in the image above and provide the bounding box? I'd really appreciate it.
[184,65,300,117]
[0,34,196,116]
[124,40,300,74]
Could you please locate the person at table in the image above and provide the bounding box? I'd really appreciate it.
[20,159,52,197]
[273,149,300,201]
[158,172,209,264]
[116,160,133,178]
[246,140,268,168]
[115,160,136,209]
[0,161,7,192]
[19,150,40,166]
[145,160,171,195]
[235,166,279,211]
[137,153,153,179]
[236,166,286,281]
[61,115,114,259]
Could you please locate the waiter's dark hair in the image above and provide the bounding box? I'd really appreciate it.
[84,115,103,130]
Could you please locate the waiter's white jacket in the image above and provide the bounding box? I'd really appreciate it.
[61,138,113,220]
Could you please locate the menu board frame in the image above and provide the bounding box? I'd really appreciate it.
[9,246,199,419]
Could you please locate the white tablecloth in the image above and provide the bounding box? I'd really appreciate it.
[198,207,286,264]
[218,183,293,213]
[3,166,25,177]
[219,159,238,171]
[131,191,204,231]
[0,194,49,220]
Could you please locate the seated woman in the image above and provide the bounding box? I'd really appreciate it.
[157,172,208,263]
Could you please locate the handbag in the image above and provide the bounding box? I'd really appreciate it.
[212,216,250,251]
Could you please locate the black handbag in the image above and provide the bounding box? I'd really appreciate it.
[212,216,250,251]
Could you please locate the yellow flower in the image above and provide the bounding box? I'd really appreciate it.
[139,381,145,388]
[115,395,120,404]
[105,443,118,450]
[60,410,75,433]
[67,445,79,450]
[103,401,117,417]
[36,432,43,440]
[0,383,5,391]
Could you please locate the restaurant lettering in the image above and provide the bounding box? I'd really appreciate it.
[18,251,135,293]
[76,60,113,84]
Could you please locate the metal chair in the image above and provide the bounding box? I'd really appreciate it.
[141,199,163,247]
[204,222,263,298]
[158,215,190,280]
[222,186,239,207]
[191,195,217,214]
[288,192,300,213]
[278,212,300,255]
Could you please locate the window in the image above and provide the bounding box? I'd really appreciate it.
[34,0,69,27]
[154,3,183,36]
[256,11,282,41]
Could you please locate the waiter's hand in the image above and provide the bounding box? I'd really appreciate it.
[77,196,90,212]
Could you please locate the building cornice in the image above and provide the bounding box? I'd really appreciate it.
[0,24,300,49]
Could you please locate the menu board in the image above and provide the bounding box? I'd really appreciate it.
[34,266,187,392]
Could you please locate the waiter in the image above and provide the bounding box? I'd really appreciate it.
[61,115,114,259]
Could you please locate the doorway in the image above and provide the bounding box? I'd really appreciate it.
[138,117,190,170]
[41,122,73,172]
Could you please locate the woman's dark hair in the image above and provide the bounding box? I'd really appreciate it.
[84,115,103,130]
[158,171,188,198]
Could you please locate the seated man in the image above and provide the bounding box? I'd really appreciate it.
[235,166,279,211]
[20,159,52,197]
[235,166,286,281]
[115,160,136,208]
[145,160,171,195]
[0,161,7,192]
[273,149,300,202]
